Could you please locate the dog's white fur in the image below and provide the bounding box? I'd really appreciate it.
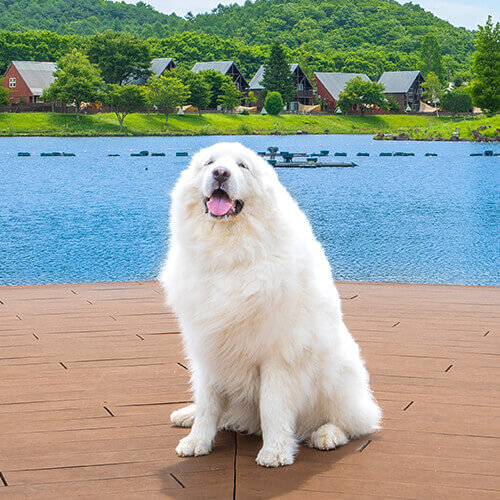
[160,142,381,467]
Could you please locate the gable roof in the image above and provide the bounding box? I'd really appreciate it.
[191,61,235,74]
[126,58,175,85]
[314,72,371,100]
[249,63,300,90]
[378,71,422,93]
[12,61,56,95]
[150,58,174,77]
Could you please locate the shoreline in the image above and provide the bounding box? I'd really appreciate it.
[0,112,498,141]
[2,279,498,289]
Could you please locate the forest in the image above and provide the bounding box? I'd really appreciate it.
[0,0,479,80]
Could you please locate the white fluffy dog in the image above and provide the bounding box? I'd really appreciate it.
[160,142,381,467]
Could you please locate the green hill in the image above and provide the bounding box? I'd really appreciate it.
[0,0,184,37]
[0,0,482,78]
[190,0,474,62]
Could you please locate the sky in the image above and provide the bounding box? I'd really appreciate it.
[122,0,498,30]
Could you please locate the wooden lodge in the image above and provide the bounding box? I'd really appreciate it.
[378,71,425,112]
[248,63,314,110]
[191,61,249,92]
[314,72,371,111]
[127,58,176,85]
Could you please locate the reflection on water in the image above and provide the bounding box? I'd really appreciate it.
[0,135,498,286]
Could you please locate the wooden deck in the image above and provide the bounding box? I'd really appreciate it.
[0,280,498,499]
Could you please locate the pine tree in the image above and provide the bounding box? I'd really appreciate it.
[261,42,295,105]
[420,34,445,83]
[469,16,500,115]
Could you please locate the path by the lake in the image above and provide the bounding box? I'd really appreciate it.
[0,280,498,498]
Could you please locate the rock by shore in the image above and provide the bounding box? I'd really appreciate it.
[374,128,500,142]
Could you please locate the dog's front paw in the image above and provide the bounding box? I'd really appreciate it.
[176,435,212,457]
[256,446,294,467]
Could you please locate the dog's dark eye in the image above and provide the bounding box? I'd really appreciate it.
[238,162,248,170]
[205,159,214,166]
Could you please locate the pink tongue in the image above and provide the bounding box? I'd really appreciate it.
[207,192,232,216]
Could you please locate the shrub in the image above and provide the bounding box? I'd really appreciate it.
[264,91,283,115]
[441,86,473,115]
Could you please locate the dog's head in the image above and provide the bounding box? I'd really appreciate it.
[172,143,279,225]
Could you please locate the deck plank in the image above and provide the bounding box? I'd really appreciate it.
[0,280,498,499]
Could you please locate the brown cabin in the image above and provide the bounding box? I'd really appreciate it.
[378,71,425,111]
[2,61,56,104]
[191,61,249,92]
[249,64,314,110]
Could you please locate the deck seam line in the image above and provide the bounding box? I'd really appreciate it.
[170,473,185,488]
[232,432,238,500]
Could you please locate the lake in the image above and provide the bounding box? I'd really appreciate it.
[0,135,498,286]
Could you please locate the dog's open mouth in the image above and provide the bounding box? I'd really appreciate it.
[204,189,244,218]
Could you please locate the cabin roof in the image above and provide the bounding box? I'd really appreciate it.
[150,58,174,76]
[249,63,300,90]
[191,61,235,74]
[378,71,422,93]
[127,58,175,85]
[314,72,371,100]
[11,61,57,95]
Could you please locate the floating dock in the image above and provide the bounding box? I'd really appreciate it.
[272,161,356,168]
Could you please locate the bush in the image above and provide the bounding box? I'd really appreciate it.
[386,95,400,111]
[238,123,252,134]
[264,91,283,115]
[240,108,249,115]
[441,86,473,115]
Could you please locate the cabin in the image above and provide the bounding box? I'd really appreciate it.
[248,64,314,110]
[314,72,371,110]
[191,61,249,92]
[2,61,56,104]
[378,71,424,112]
[127,58,176,85]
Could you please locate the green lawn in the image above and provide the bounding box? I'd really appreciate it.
[0,112,498,140]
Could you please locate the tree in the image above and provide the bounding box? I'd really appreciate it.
[469,16,500,115]
[197,69,233,108]
[386,95,400,111]
[147,75,190,124]
[244,91,257,107]
[440,87,473,116]
[86,31,151,85]
[0,79,10,105]
[43,49,103,121]
[420,34,445,83]
[264,91,283,115]
[217,81,241,112]
[261,42,295,104]
[102,84,147,130]
[337,76,388,114]
[171,68,211,114]
[421,71,444,115]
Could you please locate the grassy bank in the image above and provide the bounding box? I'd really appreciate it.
[0,112,498,140]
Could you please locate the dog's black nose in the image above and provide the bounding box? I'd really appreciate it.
[212,168,231,184]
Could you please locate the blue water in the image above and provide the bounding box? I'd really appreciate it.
[0,135,498,286]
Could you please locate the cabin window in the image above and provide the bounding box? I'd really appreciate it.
[299,83,304,91]
[35,96,44,103]
[9,77,16,88]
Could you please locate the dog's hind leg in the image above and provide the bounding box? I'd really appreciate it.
[171,404,195,428]
[328,363,382,439]
[307,423,349,450]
